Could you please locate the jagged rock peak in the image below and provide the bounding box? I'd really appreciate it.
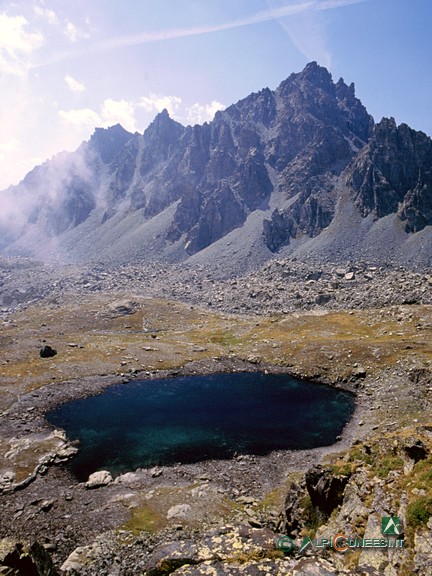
[90,123,132,142]
[147,108,182,128]
[88,123,135,164]
[336,77,355,98]
[348,115,432,231]
[277,61,335,95]
[143,108,185,141]
[221,86,277,128]
[375,116,397,131]
[159,107,170,117]
[297,60,334,86]
[151,108,171,124]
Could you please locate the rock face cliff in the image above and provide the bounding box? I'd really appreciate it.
[1,62,431,269]
[348,118,432,232]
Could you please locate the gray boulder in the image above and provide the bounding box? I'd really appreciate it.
[85,470,113,489]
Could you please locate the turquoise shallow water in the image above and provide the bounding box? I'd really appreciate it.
[45,372,355,481]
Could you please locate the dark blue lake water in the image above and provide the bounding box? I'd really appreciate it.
[46,372,355,481]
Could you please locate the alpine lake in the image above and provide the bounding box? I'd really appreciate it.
[46,372,355,481]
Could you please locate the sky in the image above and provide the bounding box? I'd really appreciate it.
[0,0,431,190]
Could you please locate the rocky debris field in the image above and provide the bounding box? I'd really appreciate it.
[1,256,431,317]
[0,256,431,575]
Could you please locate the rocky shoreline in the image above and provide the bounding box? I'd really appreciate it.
[0,357,363,523]
[0,361,363,575]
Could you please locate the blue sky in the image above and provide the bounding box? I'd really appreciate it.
[0,0,431,189]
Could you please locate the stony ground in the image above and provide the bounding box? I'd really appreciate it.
[1,256,432,316]
[0,256,431,575]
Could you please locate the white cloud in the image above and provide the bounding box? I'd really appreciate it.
[0,13,44,75]
[59,98,137,133]
[65,74,85,93]
[0,151,43,190]
[59,94,227,138]
[0,138,20,153]
[101,99,137,132]
[64,21,78,42]
[138,94,182,117]
[186,100,225,124]
[59,107,101,129]
[64,20,89,43]
[34,6,58,25]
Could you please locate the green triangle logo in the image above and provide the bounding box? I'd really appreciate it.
[298,535,313,555]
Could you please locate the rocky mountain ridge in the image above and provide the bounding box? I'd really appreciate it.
[1,62,431,270]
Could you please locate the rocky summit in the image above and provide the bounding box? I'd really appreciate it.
[1,62,431,271]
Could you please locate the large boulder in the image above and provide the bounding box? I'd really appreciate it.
[105,299,139,318]
[305,465,349,516]
[283,480,307,536]
[85,470,113,489]
[39,345,57,358]
[403,437,428,463]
